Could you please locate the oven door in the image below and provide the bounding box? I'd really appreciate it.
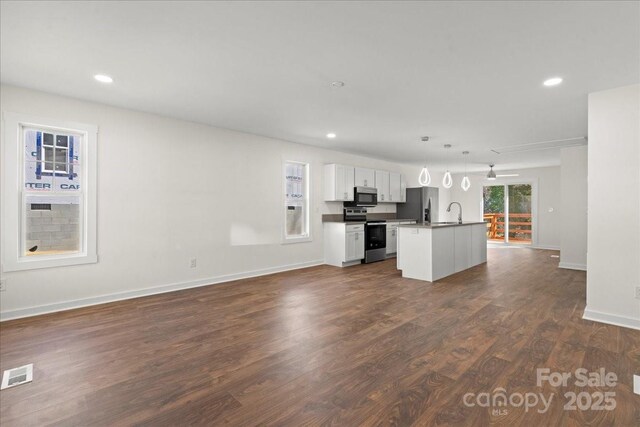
[365,223,386,250]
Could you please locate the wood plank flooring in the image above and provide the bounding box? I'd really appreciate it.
[1,248,638,426]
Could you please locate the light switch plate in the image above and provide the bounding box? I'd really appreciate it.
[634,375,640,395]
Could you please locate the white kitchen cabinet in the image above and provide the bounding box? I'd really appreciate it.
[389,172,402,203]
[325,164,405,204]
[471,224,488,266]
[454,226,472,273]
[324,222,365,267]
[375,170,390,202]
[386,222,398,255]
[346,228,365,261]
[431,227,456,280]
[324,164,355,201]
[397,223,487,281]
[355,167,375,188]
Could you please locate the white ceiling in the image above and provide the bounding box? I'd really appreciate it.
[2,1,639,172]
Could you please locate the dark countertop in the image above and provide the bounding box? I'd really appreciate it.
[397,221,486,229]
[323,218,418,224]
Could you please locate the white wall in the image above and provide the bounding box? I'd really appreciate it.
[445,166,562,249]
[0,85,436,319]
[559,146,588,270]
[585,84,640,330]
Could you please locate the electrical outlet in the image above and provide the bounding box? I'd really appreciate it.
[189,258,197,269]
[0,279,5,292]
[636,286,640,300]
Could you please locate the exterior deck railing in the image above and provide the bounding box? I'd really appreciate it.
[483,213,532,243]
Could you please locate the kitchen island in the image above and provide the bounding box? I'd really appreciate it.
[397,222,487,281]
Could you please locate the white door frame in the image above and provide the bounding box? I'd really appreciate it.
[483,178,538,247]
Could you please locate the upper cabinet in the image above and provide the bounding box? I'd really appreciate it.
[399,174,407,203]
[324,164,355,201]
[354,167,375,188]
[389,172,402,203]
[325,163,406,203]
[375,170,390,202]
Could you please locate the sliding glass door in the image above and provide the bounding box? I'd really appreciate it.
[483,186,505,242]
[483,184,533,245]
[507,184,532,244]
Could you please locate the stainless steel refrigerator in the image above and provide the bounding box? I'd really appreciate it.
[396,187,439,223]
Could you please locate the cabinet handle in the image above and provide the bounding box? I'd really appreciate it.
[390,195,393,201]
[381,194,384,201]
[344,192,347,199]
[355,233,359,240]
[364,179,368,186]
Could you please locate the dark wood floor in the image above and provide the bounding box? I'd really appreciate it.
[1,248,638,426]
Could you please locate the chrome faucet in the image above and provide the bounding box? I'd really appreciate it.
[447,202,462,224]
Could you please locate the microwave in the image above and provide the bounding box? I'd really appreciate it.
[344,186,378,207]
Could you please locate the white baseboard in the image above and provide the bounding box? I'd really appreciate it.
[0,259,324,322]
[558,261,587,271]
[583,308,640,330]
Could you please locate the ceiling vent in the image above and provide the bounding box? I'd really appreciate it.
[1,364,33,390]
[491,137,587,154]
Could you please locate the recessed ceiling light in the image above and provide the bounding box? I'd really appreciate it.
[543,77,563,87]
[326,133,337,139]
[94,74,113,84]
[330,81,345,87]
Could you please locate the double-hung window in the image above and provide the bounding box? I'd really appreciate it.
[2,113,97,271]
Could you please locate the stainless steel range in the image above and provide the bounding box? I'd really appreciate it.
[342,207,387,264]
[343,207,367,222]
[363,220,386,263]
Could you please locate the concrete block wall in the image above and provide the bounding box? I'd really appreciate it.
[26,203,80,253]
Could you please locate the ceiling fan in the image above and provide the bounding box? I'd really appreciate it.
[465,164,520,180]
[484,164,519,180]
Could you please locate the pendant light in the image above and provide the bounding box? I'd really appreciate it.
[442,171,453,188]
[419,167,431,186]
[418,136,431,186]
[442,144,453,189]
[461,151,471,191]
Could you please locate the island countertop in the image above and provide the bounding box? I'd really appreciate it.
[397,221,486,229]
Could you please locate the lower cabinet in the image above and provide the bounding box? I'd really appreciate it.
[454,226,472,273]
[324,221,415,266]
[397,223,487,281]
[471,224,488,266]
[324,222,365,267]
[346,229,365,261]
[386,222,398,255]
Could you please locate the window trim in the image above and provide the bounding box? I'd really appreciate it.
[1,112,98,271]
[282,160,312,244]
